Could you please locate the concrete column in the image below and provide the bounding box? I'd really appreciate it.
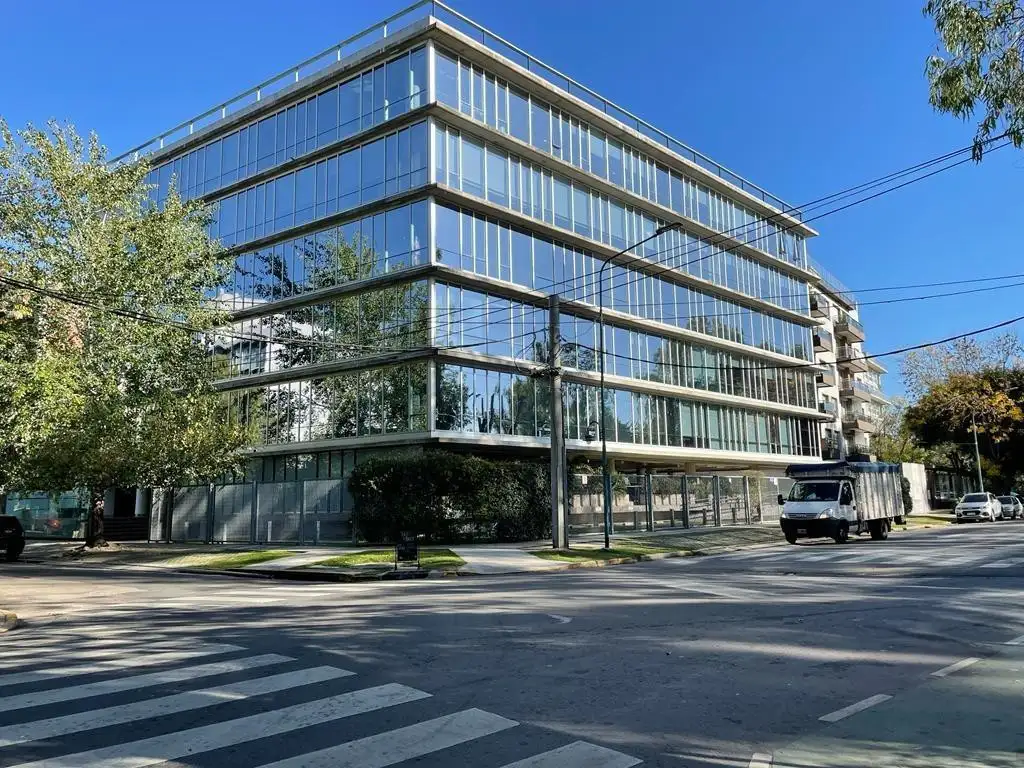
[742,476,751,525]
[681,475,690,529]
[712,475,722,527]
[250,481,259,544]
[644,468,654,531]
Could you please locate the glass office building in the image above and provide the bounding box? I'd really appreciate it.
[125,2,829,540]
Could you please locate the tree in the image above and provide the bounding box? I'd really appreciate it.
[924,0,1024,159]
[871,397,936,463]
[0,121,251,545]
[905,367,1024,490]
[900,331,1021,398]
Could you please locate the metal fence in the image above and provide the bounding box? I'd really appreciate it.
[568,472,791,534]
[151,480,352,544]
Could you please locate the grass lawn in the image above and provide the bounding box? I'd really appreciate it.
[904,514,953,526]
[311,549,465,570]
[531,543,676,564]
[180,550,295,569]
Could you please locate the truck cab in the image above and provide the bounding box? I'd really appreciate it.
[779,478,856,544]
[779,461,904,545]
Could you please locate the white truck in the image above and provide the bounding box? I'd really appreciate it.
[778,461,905,544]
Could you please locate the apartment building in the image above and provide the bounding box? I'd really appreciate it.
[809,266,888,460]
[120,2,849,541]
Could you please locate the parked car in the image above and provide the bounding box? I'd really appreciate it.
[955,492,1003,523]
[0,516,25,561]
[997,495,1023,520]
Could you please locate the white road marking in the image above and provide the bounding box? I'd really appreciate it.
[497,740,641,767]
[931,657,981,677]
[0,639,218,664]
[1005,635,1024,646]
[5,683,430,768]
[0,666,351,747]
[748,753,774,768]
[0,654,291,713]
[980,558,1024,569]
[260,708,518,768]
[0,644,244,687]
[819,694,892,723]
[548,614,573,624]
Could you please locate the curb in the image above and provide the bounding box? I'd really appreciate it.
[0,610,20,633]
[440,538,787,577]
[177,567,430,583]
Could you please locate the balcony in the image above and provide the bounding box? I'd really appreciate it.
[814,328,834,353]
[840,379,874,402]
[818,400,838,416]
[815,369,837,388]
[843,412,877,434]
[848,441,872,457]
[835,313,865,343]
[837,344,869,373]
[810,293,831,319]
[821,439,842,461]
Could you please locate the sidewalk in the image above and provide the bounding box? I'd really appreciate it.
[17,524,787,580]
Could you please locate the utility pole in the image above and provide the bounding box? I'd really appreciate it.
[971,410,984,493]
[548,294,567,549]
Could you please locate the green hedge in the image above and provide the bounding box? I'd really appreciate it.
[349,451,550,543]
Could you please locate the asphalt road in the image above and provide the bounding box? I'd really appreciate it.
[1,523,1023,767]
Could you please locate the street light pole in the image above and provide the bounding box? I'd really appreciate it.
[597,223,681,549]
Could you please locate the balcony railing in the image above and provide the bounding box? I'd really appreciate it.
[108,0,805,221]
[843,412,877,434]
[809,257,857,308]
[810,293,830,319]
[818,400,838,416]
[821,440,842,461]
[816,370,837,388]
[837,344,869,372]
[840,379,875,400]
[814,328,834,353]
[835,311,865,342]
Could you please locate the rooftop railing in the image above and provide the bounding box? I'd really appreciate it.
[111,0,801,220]
[809,257,857,307]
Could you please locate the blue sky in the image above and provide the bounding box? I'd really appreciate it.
[2,0,1020,395]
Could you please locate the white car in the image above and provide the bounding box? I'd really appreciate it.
[955,492,1003,522]
[997,495,1023,520]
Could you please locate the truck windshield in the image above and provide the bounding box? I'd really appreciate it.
[789,481,840,502]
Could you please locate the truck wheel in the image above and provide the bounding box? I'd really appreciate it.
[833,520,849,544]
[785,533,799,545]
[874,520,889,540]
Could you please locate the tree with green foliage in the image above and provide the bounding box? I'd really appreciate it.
[0,121,251,545]
[924,0,1024,158]
[905,367,1024,491]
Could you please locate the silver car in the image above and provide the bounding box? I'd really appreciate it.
[955,492,1003,522]
[997,495,1023,520]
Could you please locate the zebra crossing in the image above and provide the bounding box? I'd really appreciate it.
[0,626,641,768]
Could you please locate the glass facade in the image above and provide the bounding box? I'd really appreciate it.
[146,46,428,203]
[138,33,820,463]
[219,199,428,309]
[434,282,817,410]
[434,202,813,360]
[224,361,428,445]
[215,281,429,380]
[432,124,809,315]
[435,49,807,268]
[437,362,818,456]
[209,120,428,248]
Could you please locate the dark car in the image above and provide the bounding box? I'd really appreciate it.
[0,516,25,561]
